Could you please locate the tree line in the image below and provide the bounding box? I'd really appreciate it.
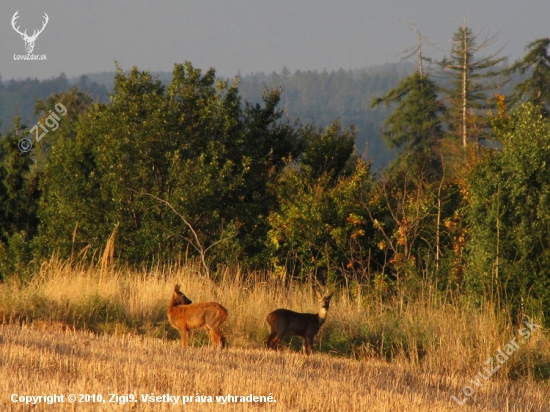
[0,74,109,134]
[0,64,404,169]
[1,26,550,322]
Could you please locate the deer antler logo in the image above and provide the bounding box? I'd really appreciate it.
[11,11,49,54]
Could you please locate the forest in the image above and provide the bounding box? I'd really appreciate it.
[1,27,550,328]
[0,63,404,168]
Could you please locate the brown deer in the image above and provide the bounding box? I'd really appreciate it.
[265,291,333,355]
[167,284,228,349]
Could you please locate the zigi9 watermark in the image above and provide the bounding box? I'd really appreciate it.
[451,319,540,406]
[18,103,67,152]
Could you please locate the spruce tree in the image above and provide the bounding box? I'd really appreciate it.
[508,38,550,110]
[371,29,444,154]
[371,71,444,153]
[438,24,507,147]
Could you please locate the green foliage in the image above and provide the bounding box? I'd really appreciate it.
[368,158,438,278]
[0,121,40,240]
[1,45,549,319]
[268,158,374,281]
[508,38,550,110]
[0,231,33,279]
[36,63,302,268]
[300,119,356,181]
[467,103,550,316]
[371,71,444,152]
[33,90,101,260]
[438,25,507,146]
[237,65,407,168]
[0,119,41,279]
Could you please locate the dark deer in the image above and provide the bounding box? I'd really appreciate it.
[167,284,228,349]
[265,291,333,355]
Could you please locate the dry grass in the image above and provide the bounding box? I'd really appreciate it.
[1,324,549,411]
[1,260,550,410]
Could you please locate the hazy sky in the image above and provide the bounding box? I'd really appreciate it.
[0,0,548,81]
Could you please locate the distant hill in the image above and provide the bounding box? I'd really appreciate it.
[0,63,413,168]
[234,64,413,168]
[0,73,109,134]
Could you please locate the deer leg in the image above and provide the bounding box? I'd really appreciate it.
[270,332,285,349]
[207,326,224,350]
[265,331,277,348]
[214,329,226,350]
[301,338,308,355]
[305,336,314,355]
[180,329,190,347]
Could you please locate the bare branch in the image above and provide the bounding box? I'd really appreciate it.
[133,191,235,276]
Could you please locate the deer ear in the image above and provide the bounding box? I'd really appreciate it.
[316,290,322,300]
[174,284,180,293]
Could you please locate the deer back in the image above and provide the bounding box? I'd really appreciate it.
[168,285,227,330]
[169,301,227,329]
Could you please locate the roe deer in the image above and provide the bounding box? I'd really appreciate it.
[265,291,333,355]
[167,284,228,349]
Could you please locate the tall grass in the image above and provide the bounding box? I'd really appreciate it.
[0,257,549,381]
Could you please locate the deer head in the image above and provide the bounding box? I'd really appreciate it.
[12,11,49,54]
